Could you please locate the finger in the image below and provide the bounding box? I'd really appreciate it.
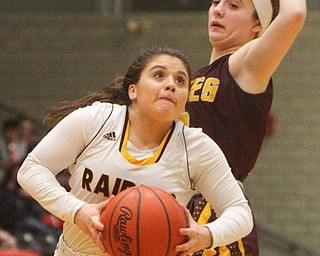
[91,215,104,231]
[181,206,193,221]
[179,227,192,236]
[97,198,111,210]
[176,237,194,251]
[178,203,192,229]
[97,196,115,213]
[86,217,106,252]
[98,232,107,253]
[90,228,106,253]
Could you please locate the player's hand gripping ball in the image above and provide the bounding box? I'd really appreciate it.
[101,185,188,256]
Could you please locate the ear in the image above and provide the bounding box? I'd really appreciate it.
[252,24,262,34]
[252,18,262,34]
[128,84,137,100]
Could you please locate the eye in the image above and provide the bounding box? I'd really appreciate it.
[229,3,238,9]
[176,77,187,86]
[154,71,164,79]
[212,0,220,6]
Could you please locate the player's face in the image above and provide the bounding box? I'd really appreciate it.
[128,54,189,122]
[208,0,260,47]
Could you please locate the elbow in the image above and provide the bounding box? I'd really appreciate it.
[16,166,25,188]
[17,156,32,188]
[280,4,307,32]
[289,5,307,30]
[243,205,254,237]
[293,9,307,28]
[247,209,254,236]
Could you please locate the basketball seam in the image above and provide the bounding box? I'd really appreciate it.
[144,186,171,256]
[136,187,141,256]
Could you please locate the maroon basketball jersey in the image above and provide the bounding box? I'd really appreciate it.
[186,54,273,181]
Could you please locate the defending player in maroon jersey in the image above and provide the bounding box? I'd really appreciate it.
[184,0,306,255]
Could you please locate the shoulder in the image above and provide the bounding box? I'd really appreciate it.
[82,101,125,114]
[177,122,222,154]
[64,102,126,139]
[74,102,126,122]
[180,123,231,181]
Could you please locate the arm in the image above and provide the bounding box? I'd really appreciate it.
[195,136,253,247]
[230,0,307,93]
[17,108,89,223]
[17,104,111,252]
[177,132,253,254]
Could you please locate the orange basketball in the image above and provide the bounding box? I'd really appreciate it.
[101,185,188,256]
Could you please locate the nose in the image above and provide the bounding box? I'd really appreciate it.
[165,78,176,92]
[165,84,176,92]
[212,3,224,17]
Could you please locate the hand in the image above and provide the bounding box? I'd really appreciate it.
[74,197,113,252]
[175,206,213,256]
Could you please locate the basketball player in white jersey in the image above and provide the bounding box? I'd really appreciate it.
[18,47,253,256]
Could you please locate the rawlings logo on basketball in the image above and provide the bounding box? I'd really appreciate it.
[113,206,133,255]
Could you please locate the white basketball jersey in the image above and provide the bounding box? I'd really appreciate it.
[18,102,252,255]
[68,103,195,205]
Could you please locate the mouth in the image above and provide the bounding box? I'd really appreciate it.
[210,21,224,29]
[159,96,175,104]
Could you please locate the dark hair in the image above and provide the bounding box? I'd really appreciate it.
[44,47,191,127]
[270,0,280,21]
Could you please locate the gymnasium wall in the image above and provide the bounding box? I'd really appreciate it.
[0,0,320,13]
[1,9,319,255]
[245,10,320,253]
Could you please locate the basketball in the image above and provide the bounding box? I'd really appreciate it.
[101,185,188,256]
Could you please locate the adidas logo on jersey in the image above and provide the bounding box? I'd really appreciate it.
[103,132,116,141]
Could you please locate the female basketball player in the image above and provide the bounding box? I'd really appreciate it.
[17,47,253,255]
[185,0,306,255]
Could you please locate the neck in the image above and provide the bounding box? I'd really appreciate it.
[128,110,173,150]
[209,47,237,64]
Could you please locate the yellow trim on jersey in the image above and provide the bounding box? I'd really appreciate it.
[197,202,212,225]
[214,241,245,256]
[178,111,190,126]
[202,249,218,256]
[195,202,218,255]
[196,202,246,256]
[238,239,245,255]
[120,120,174,166]
[218,246,231,256]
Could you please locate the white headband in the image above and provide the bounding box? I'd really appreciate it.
[252,0,273,37]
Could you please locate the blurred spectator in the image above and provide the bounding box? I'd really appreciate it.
[0,118,61,255]
[0,228,17,250]
[0,118,27,188]
[2,117,37,194]
[18,117,39,154]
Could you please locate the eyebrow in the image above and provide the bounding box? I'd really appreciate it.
[149,65,188,78]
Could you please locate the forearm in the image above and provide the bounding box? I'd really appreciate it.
[204,203,253,248]
[17,154,86,223]
[194,138,254,247]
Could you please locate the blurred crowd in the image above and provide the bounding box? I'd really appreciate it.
[0,117,67,255]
